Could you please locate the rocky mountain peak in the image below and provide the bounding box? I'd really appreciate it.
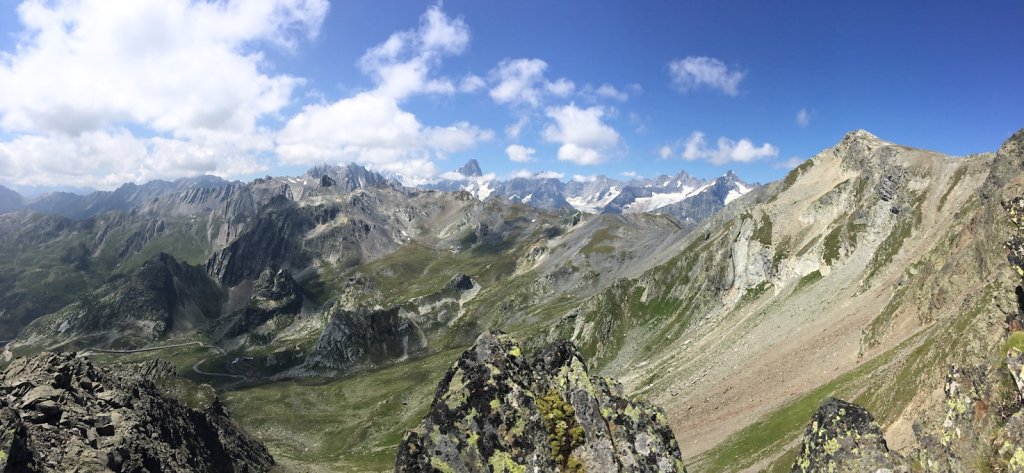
[457,159,483,177]
[0,184,25,214]
[841,129,883,145]
[396,331,686,472]
[792,398,903,472]
[0,352,275,472]
[1001,128,1024,155]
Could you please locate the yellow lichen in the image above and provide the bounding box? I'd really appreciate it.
[430,456,456,473]
[823,437,841,455]
[488,451,526,473]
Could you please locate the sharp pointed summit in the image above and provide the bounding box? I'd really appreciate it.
[457,159,483,177]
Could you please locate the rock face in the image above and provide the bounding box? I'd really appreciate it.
[792,398,905,473]
[0,352,275,472]
[395,332,686,472]
[219,268,304,340]
[12,253,223,351]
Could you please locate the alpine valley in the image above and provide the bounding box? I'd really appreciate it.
[3,128,1024,473]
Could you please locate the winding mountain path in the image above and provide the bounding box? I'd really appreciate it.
[83,342,245,380]
[191,358,246,379]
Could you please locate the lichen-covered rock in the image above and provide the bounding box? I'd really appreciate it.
[994,411,1024,472]
[1009,347,1024,403]
[305,305,422,372]
[0,352,275,472]
[395,331,686,473]
[909,365,997,473]
[792,398,906,473]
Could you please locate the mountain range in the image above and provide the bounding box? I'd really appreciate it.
[0,159,754,225]
[1,128,1023,472]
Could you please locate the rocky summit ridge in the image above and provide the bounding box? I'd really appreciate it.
[0,352,275,472]
[396,331,686,472]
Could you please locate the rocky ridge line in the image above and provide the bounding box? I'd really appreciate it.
[0,352,275,472]
[395,331,685,472]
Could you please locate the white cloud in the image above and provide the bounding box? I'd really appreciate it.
[505,144,536,163]
[358,4,470,100]
[489,58,548,106]
[659,145,673,159]
[276,5,492,179]
[439,171,467,181]
[0,0,326,188]
[488,58,574,107]
[556,144,604,166]
[0,130,270,189]
[620,171,641,178]
[595,84,628,101]
[0,0,327,137]
[505,116,528,139]
[542,104,620,165]
[545,78,576,97]
[572,174,597,183]
[579,83,631,102]
[776,156,806,169]
[276,92,491,177]
[679,131,778,165]
[512,169,563,180]
[459,74,486,93]
[668,56,744,96]
[796,108,811,127]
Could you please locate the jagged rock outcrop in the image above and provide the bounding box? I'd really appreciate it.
[11,253,223,351]
[792,398,905,472]
[305,306,421,372]
[395,331,686,472]
[457,159,483,178]
[218,268,304,340]
[0,352,275,472]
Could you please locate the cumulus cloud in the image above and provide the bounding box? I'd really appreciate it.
[659,146,673,159]
[796,108,812,127]
[545,78,576,97]
[276,92,492,175]
[0,0,327,188]
[505,116,528,139]
[276,5,493,179]
[357,4,470,100]
[595,84,628,101]
[0,129,270,189]
[459,74,486,93]
[0,0,327,137]
[579,83,630,102]
[542,104,620,165]
[489,58,547,106]
[488,58,574,107]
[505,144,536,163]
[512,169,563,180]
[668,56,744,96]
[776,156,806,169]
[620,171,641,179]
[678,131,778,165]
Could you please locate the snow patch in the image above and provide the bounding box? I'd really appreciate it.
[724,182,752,205]
[623,184,709,213]
[567,186,621,213]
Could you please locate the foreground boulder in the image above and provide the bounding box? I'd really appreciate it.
[792,398,905,473]
[395,331,685,472]
[0,352,275,472]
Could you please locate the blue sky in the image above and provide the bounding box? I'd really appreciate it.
[0,1,1021,192]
